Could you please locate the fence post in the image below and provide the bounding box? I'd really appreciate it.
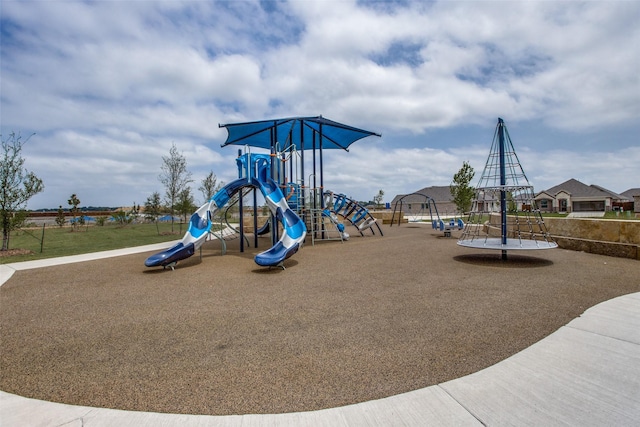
[40,223,45,253]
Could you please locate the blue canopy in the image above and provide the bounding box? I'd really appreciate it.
[219,116,380,152]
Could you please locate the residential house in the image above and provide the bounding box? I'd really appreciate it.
[620,188,640,213]
[535,179,626,213]
[395,179,634,216]
[390,186,458,216]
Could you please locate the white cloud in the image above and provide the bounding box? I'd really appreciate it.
[519,146,640,194]
[1,0,638,209]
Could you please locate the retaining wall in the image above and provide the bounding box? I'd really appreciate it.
[544,217,639,260]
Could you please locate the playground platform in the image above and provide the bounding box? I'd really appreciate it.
[1,227,639,426]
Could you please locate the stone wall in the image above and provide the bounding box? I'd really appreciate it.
[544,217,639,260]
[370,210,407,224]
[543,217,640,244]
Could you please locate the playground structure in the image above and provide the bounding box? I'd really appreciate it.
[436,218,465,237]
[390,193,440,225]
[389,192,464,236]
[145,116,382,270]
[219,116,383,247]
[145,153,306,270]
[457,118,557,259]
[322,191,382,235]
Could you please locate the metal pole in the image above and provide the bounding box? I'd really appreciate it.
[239,189,244,253]
[253,188,258,248]
[238,149,245,253]
[288,128,293,186]
[498,118,507,260]
[319,122,324,209]
[271,126,278,246]
[40,223,45,253]
[312,132,317,211]
[300,121,306,224]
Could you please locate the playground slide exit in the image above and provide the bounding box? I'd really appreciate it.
[144,154,306,269]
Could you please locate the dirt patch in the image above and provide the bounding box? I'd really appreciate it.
[1,226,639,416]
[0,248,34,258]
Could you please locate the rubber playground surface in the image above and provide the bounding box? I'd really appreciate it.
[1,224,638,416]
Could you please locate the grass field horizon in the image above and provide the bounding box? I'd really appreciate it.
[3,210,637,264]
[2,222,184,264]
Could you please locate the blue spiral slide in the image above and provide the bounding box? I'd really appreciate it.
[145,154,306,270]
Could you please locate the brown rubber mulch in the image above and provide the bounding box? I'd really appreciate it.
[1,225,638,416]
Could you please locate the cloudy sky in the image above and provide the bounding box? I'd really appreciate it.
[2,0,638,210]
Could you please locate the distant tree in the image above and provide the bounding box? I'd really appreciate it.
[159,143,192,231]
[68,193,81,231]
[111,204,137,226]
[145,191,163,234]
[55,205,66,227]
[111,210,132,226]
[507,191,517,213]
[198,170,224,204]
[175,187,195,222]
[130,202,140,222]
[1,132,45,250]
[450,161,475,214]
[373,189,385,209]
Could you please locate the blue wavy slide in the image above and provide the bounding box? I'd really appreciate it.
[145,154,306,270]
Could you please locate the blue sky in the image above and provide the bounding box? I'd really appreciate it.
[1,0,638,209]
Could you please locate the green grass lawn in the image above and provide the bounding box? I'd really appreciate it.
[2,222,185,264]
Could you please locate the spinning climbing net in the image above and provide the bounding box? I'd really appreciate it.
[457,118,557,259]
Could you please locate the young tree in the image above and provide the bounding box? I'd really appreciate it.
[68,193,81,231]
[198,170,224,204]
[175,187,195,222]
[373,189,385,209]
[1,132,45,250]
[450,161,475,214]
[130,202,140,222]
[159,143,192,231]
[111,211,130,225]
[145,191,163,235]
[55,205,66,227]
[507,191,517,213]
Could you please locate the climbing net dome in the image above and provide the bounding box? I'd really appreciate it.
[457,118,557,259]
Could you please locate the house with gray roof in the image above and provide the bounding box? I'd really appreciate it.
[535,178,626,213]
[390,186,458,216]
[395,179,635,217]
[620,188,640,213]
[620,188,640,200]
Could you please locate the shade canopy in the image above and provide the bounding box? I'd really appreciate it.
[219,116,381,152]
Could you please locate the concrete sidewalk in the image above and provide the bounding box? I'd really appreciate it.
[0,241,179,284]
[1,247,639,426]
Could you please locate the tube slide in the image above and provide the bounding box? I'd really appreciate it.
[251,168,306,267]
[144,201,214,269]
[145,154,306,269]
